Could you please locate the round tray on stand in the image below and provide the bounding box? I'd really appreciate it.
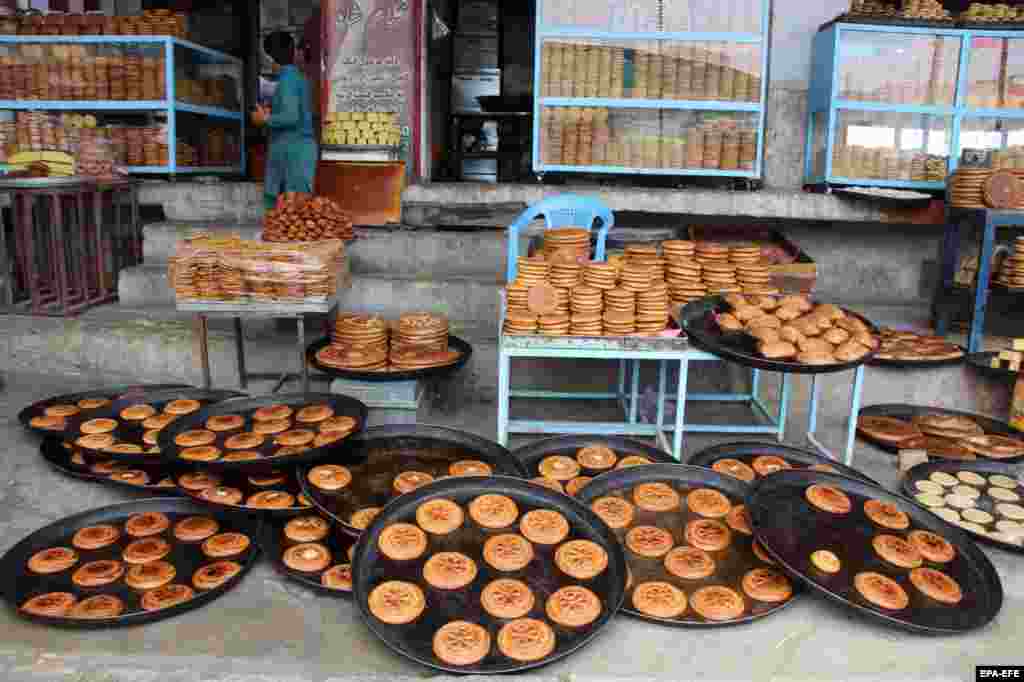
[679,297,878,375]
[306,336,473,383]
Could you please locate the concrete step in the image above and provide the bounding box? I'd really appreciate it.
[141,220,517,280]
[118,264,505,323]
[138,180,263,223]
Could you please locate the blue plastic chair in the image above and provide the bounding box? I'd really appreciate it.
[505,194,615,282]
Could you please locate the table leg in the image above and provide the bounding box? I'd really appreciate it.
[844,366,866,467]
[969,214,997,354]
[777,373,791,442]
[0,197,10,306]
[497,351,511,446]
[92,189,106,296]
[617,360,626,406]
[234,317,247,390]
[807,374,820,437]
[49,192,69,313]
[74,191,88,303]
[656,360,666,438]
[129,184,141,265]
[629,359,640,424]
[198,314,211,389]
[672,358,688,460]
[751,368,761,401]
[299,315,309,394]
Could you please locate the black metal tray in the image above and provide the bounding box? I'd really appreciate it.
[748,470,1003,634]
[823,14,955,29]
[307,335,474,383]
[300,425,528,537]
[69,389,245,462]
[902,460,1024,556]
[0,498,262,628]
[260,514,356,598]
[679,296,878,375]
[176,467,317,519]
[157,393,368,472]
[512,435,678,494]
[856,403,1024,462]
[39,438,184,497]
[351,475,627,674]
[576,463,799,627]
[868,347,966,369]
[966,352,1019,381]
[18,384,193,436]
[688,441,877,484]
[958,20,1024,29]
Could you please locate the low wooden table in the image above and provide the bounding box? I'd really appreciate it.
[179,301,333,394]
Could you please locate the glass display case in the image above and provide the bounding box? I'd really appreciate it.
[806,22,1024,189]
[533,0,769,178]
[0,36,243,174]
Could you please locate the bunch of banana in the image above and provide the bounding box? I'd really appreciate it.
[7,150,75,176]
[322,111,401,146]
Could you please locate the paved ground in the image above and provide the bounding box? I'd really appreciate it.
[0,370,1021,682]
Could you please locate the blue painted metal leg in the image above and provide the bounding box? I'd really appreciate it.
[844,366,866,467]
[751,368,761,402]
[629,359,640,424]
[497,351,511,447]
[777,373,791,442]
[618,360,626,399]
[970,215,998,354]
[808,374,820,436]
[672,358,689,460]
[656,360,666,433]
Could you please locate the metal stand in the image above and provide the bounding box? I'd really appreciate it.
[180,301,330,394]
[804,366,866,466]
[935,207,1024,353]
[497,333,790,461]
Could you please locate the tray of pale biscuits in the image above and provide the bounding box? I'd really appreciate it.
[680,295,880,374]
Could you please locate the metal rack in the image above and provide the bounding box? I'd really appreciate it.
[531,0,771,178]
[0,36,244,175]
[806,22,1024,190]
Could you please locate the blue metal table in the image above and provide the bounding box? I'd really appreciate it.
[935,207,1024,353]
[497,330,867,464]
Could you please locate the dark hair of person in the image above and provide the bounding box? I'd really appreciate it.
[264,31,295,67]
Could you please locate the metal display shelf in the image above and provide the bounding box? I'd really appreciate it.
[0,36,244,175]
[531,0,770,179]
[805,22,1024,190]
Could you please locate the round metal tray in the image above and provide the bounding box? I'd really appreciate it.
[688,441,877,484]
[0,498,262,628]
[512,435,678,487]
[18,384,193,437]
[867,347,966,369]
[38,438,184,497]
[966,352,1019,381]
[351,475,627,674]
[575,463,800,627]
[176,467,318,519]
[856,403,1024,463]
[300,424,527,537]
[307,335,474,383]
[68,388,245,463]
[901,460,1024,556]
[679,296,879,375]
[748,470,1003,634]
[260,514,356,598]
[157,393,368,472]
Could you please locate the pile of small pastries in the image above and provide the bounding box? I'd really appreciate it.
[912,469,1024,546]
[716,294,878,366]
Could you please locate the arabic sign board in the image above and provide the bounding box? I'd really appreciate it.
[324,0,417,158]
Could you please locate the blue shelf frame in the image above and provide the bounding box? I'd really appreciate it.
[0,36,244,175]
[531,0,771,179]
[805,22,1024,189]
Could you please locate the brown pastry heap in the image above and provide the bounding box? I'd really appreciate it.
[262,193,354,242]
[716,294,878,366]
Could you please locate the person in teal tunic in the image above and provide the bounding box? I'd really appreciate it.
[254,32,317,210]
